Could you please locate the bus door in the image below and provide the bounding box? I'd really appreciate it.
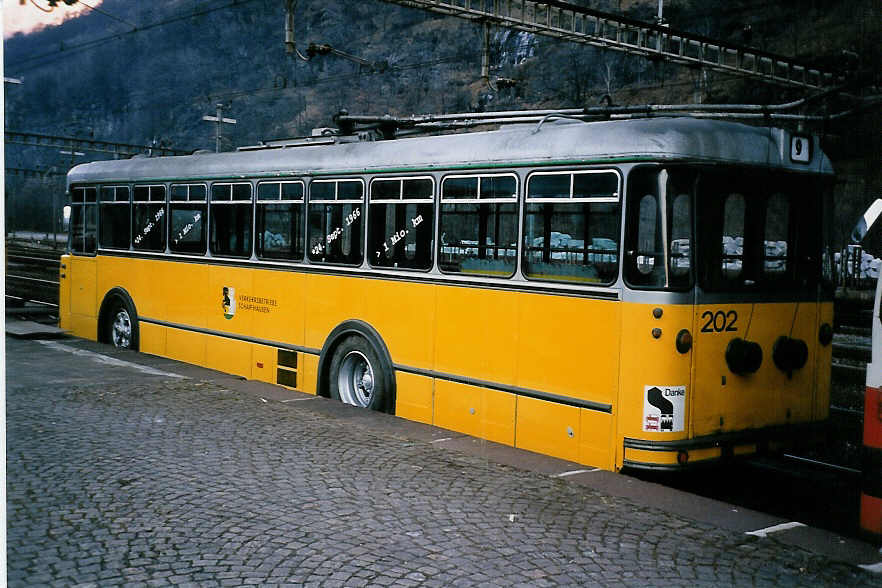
[618,167,696,465]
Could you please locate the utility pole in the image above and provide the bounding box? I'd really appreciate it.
[202,103,237,153]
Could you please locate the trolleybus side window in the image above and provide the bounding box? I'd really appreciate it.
[369,177,434,270]
[98,185,130,250]
[256,181,304,260]
[523,170,620,284]
[170,184,207,255]
[763,193,789,276]
[623,167,694,289]
[210,182,253,258]
[438,173,517,276]
[307,179,365,265]
[721,193,746,280]
[132,185,166,252]
[70,186,98,254]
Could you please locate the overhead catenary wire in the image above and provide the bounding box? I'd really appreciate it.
[76,0,139,31]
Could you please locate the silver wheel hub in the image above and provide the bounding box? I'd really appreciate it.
[337,350,375,408]
[111,309,132,348]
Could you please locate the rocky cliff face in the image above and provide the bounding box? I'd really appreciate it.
[4,0,880,245]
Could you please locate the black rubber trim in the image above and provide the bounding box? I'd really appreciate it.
[624,421,828,453]
[139,316,611,414]
[394,364,613,413]
[138,316,321,356]
[862,445,882,499]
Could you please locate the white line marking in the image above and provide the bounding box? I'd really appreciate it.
[37,341,185,379]
[553,468,600,478]
[279,396,318,403]
[745,521,806,537]
[860,562,882,573]
[430,437,453,444]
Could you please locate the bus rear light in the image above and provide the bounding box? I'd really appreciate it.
[675,329,692,354]
[772,336,808,376]
[725,338,763,375]
[819,323,833,346]
[677,450,689,466]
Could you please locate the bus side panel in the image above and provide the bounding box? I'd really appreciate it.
[251,343,279,385]
[159,260,209,329]
[434,285,518,385]
[515,397,581,463]
[434,379,516,446]
[68,256,97,339]
[96,257,163,328]
[814,301,834,420]
[303,273,367,352]
[139,322,166,356]
[617,302,694,468]
[300,353,319,395]
[58,254,72,331]
[250,268,306,348]
[166,327,205,367]
[395,371,434,425]
[207,265,254,336]
[360,279,435,372]
[580,409,615,470]
[515,295,620,406]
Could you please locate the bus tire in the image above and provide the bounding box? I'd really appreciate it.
[328,335,389,412]
[100,289,139,351]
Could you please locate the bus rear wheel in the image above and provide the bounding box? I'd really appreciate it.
[329,336,387,411]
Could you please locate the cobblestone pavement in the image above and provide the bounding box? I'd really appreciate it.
[7,337,882,587]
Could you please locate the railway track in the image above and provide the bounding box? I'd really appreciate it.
[5,244,61,308]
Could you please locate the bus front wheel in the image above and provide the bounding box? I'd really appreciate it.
[102,293,139,351]
[328,336,388,411]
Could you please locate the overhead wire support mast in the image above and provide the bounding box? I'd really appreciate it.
[202,103,237,153]
[377,0,843,89]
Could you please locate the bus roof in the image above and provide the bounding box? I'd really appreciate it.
[67,117,833,185]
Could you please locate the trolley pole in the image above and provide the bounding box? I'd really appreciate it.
[202,104,237,153]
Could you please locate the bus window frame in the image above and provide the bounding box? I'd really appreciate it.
[368,175,436,272]
[623,165,697,292]
[69,185,99,256]
[131,184,167,253]
[306,177,366,267]
[169,182,209,256]
[98,184,131,251]
[437,171,519,278]
[255,179,305,262]
[522,168,622,286]
[209,181,254,259]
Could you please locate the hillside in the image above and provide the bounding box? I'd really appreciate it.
[4,0,880,246]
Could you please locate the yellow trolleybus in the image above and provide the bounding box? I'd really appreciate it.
[60,116,836,470]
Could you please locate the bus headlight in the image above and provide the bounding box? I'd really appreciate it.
[725,338,763,375]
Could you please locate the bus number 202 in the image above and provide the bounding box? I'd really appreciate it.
[700,310,738,333]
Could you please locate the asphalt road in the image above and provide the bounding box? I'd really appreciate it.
[6,334,882,587]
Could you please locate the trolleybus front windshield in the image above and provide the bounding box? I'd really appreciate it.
[625,166,830,294]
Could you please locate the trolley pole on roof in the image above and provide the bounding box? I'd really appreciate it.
[202,103,237,153]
